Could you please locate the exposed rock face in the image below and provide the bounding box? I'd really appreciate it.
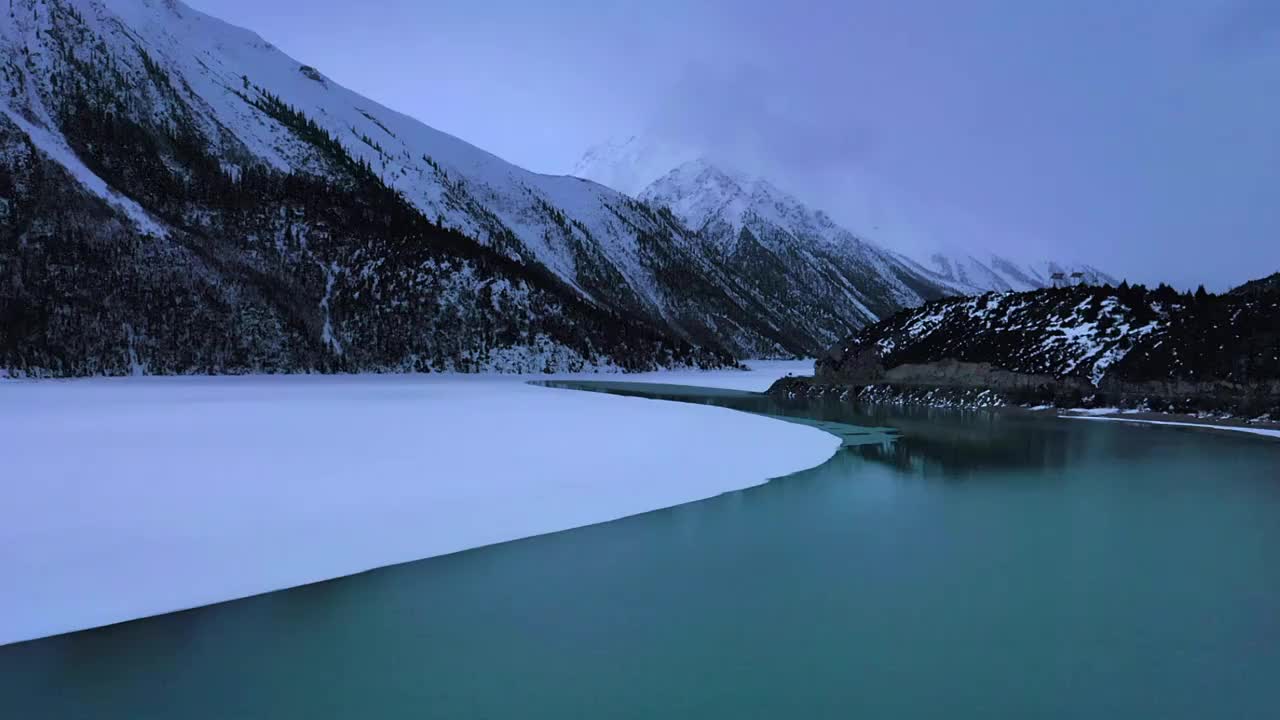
[1095,378,1280,415]
[298,66,327,86]
[769,377,1021,411]
[798,283,1280,416]
[884,361,1094,395]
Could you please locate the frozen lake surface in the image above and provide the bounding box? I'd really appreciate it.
[0,361,831,644]
[3,383,1279,718]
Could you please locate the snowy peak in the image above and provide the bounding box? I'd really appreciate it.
[570,135,698,196]
[635,157,961,333]
[638,158,753,230]
[576,136,1118,297]
[639,158,862,251]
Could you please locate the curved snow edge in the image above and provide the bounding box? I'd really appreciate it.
[0,374,838,646]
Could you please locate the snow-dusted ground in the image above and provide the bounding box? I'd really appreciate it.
[1066,415,1280,440]
[0,362,832,645]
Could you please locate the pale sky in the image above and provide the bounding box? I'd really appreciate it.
[186,0,1280,290]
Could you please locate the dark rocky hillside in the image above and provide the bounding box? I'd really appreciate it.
[775,282,1280,417]
[1232,272,1280,297]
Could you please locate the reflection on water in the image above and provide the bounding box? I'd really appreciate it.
[545,380,1111,478]
[4,383,1280,719]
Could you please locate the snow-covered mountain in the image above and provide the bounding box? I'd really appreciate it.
[1,0,1116,377]
[638,159,958,333]
[570,135,697,197]
[3,0,908,376]
[573,137,1116,297]
[918,252,1115,293]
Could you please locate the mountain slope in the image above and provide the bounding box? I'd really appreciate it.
[920,252,1116,293]
[6,0,905,377]
[1231,272,1280,296]
[639,159,958,342]
[0,0,739,375]
[87,0,834,358]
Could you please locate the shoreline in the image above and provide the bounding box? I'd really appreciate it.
[1008,405,1280,435]
[1056,411,1280,439]
[770,376,1280,440]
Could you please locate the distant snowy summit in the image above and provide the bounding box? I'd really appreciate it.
[917,253,1115,294]
[571,137,1116,296]
[570,135,699,197]
[579,147,967,338]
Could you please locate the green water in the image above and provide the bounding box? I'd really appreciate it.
[4,384,1280,718]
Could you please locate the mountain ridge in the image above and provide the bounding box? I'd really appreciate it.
[572,137,1117,295]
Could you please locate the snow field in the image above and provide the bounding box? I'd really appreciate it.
[0,365,834,645]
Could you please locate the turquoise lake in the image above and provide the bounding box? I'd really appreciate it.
[2,383,1279,718]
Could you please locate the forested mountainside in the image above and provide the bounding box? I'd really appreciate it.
[1232,272,1280,297]
[2,0,943,371]
[573,138,1116,298]
[787,282,1280,416]
[0,0,740,376]
[0,106,727,376]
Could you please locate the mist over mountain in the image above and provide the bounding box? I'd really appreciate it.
[573,137,1116,295]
